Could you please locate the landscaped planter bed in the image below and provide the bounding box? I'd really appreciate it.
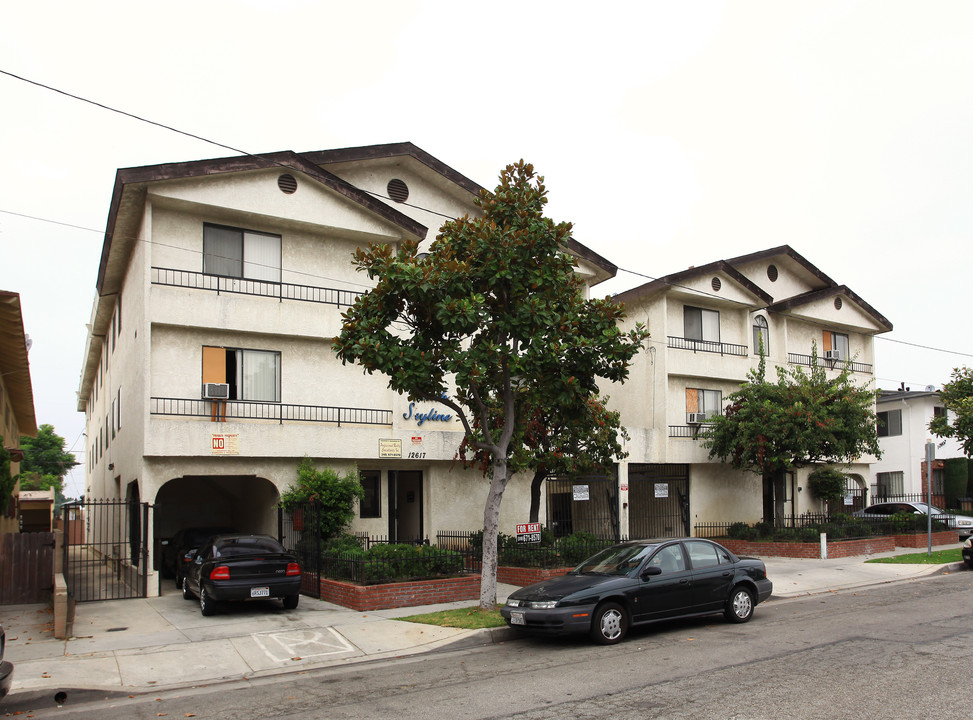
[720,530,958,559]
[317,574,480,611]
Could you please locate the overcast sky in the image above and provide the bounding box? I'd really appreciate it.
[2,1,971,498]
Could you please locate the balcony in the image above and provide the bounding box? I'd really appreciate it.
[667,336,748,357]
[151,267,364,307]
[787,353,872,375]
[150,397,392,427]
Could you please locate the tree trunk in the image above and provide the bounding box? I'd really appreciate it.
[528,467,548,524]
[479,461,511,609]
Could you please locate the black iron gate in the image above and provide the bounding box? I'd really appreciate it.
[627,464,690,538]
[278,502,322,598]
[63,498,149,602]
[545,474,619,539]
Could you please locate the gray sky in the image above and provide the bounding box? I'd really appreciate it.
[2,0,971,498]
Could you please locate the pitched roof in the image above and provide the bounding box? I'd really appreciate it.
[0,290,37,438]
[725,245,838,288]
[613,259,773,307]
[767,285,893,332]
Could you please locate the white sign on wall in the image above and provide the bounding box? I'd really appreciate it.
[379,439,402,458]
[211,433,239,455]
[654,483,669,499]
[573,485,590,501]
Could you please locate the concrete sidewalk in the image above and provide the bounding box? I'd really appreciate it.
[2,545,967,705]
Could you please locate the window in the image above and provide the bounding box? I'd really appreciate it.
[685,540,722,569]
[359,470,381,518]
[753,315,769,355]
[202,346,280,402]
[647,544,687,573]
[203,223,281,282]
[684,306,720,343]
[933,406,947,419]
[874,471,904,497]
[877,409,902,437]
[823,331,850,359]
[933,469,945,495]
[686,388,722,421]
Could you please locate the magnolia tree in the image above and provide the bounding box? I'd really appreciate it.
[334,161,646,607]
[702,351,881,521]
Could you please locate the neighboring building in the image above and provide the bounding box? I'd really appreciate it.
[77,143,618,593]
[610,247,892,535]
[0,290,38,534]
[18,490,54,532]
[871,388,965,499]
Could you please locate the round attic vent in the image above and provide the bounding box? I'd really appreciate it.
[387,178,409,203]
[767,264,779,282]
[711,277,722,292]
[277,174,298,194]
[834,297,843,310]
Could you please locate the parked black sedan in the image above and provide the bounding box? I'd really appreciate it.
[161,525,237,587]
[501,538,773,644]
[181,534,302,616]
[0,622,12,701]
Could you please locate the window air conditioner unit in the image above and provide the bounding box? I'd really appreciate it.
[202,383,230,399]
[824,350,843,361]
[687,412,708,425]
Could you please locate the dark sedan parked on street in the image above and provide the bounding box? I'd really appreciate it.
[0,622,12,701]
[501,538,773,644]
[181,534,302,616]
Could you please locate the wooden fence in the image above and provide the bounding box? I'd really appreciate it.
[0,532,55,604]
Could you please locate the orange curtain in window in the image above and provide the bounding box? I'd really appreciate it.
[822,331,832,352]
[686,388,699,413]
[202,346,227,421]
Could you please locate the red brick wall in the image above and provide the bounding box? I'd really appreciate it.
[497,566,572,586]
[892,530,958,547]
[720,536,896,559]
[318,574,480,612]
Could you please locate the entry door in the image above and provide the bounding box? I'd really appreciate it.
[388,471,423,542]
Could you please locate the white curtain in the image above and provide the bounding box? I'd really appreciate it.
[243,232,281,282]
[241,350,279,402]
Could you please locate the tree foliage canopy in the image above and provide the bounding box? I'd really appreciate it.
[929,366,973,457]
[20,424,79,479]
[334,161,647,605]
[703,352,881,475]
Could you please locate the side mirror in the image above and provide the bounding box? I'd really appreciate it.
[640,565,662,579]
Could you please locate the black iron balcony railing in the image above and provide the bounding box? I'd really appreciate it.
[668,425,712,438]
[787,353,872,375]
[151,267,364,307]
[667,336,748,357]
[150,397,392,427]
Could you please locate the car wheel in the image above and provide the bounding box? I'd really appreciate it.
[725,586,754,623]
[199,586,216,616]
[965,558,973,570]
[282,594,299,610]
[589,601,627,644]
[182,577,194,600]
[175,573,183,589]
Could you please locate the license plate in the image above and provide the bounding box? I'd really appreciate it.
[510,610,525,626]
[250,587,270,598]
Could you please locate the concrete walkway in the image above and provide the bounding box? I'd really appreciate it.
[2,545,966,706]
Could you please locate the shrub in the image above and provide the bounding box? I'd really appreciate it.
[727,522,752,540]
[753,522,775,540]
[280,457,364,540]
[807,468,848,503]
[557,531,602,565]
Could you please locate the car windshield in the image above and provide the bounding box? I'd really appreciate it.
[572,544,657,576]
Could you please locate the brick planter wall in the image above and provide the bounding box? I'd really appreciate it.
[892,530,958,547]
[318,574,480,612]
[720,536,895,559]
[497,566,572,586]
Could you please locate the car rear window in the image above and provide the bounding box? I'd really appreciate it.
[215,537,285,557]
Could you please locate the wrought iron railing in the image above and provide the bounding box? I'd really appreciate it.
[787,352,872,374]
[150,397,392,426]
[668,425,712,438]
[151,266,364,307]
[667,336,748,357]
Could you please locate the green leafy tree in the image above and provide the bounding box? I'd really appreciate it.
[19,424,78,480]
[702,350,881,522]
[335,161,647,607]
[929,366,973,457]
[458,396,629,523]
[280,457,364,540]
[0,437,17,514]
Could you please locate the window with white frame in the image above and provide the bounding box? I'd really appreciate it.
[873,471,904,497]
[877,409,902,437]
[686,388,722,422]
[202,346,280,402]
[203,223,282,282]
[684,306,720,343]
[823,331,850,360]
[753,315,769,355]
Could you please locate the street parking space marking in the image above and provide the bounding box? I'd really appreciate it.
[253,627,357,663]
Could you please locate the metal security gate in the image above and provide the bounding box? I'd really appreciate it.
[627,464,690,538]
[278,502,322,598]
[63,499,149,602]
[545,475,619,539]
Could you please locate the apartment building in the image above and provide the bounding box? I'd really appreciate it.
[609,247,892,535]
[77,143,619,590]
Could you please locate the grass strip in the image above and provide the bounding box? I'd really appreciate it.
[398,605,506,629]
